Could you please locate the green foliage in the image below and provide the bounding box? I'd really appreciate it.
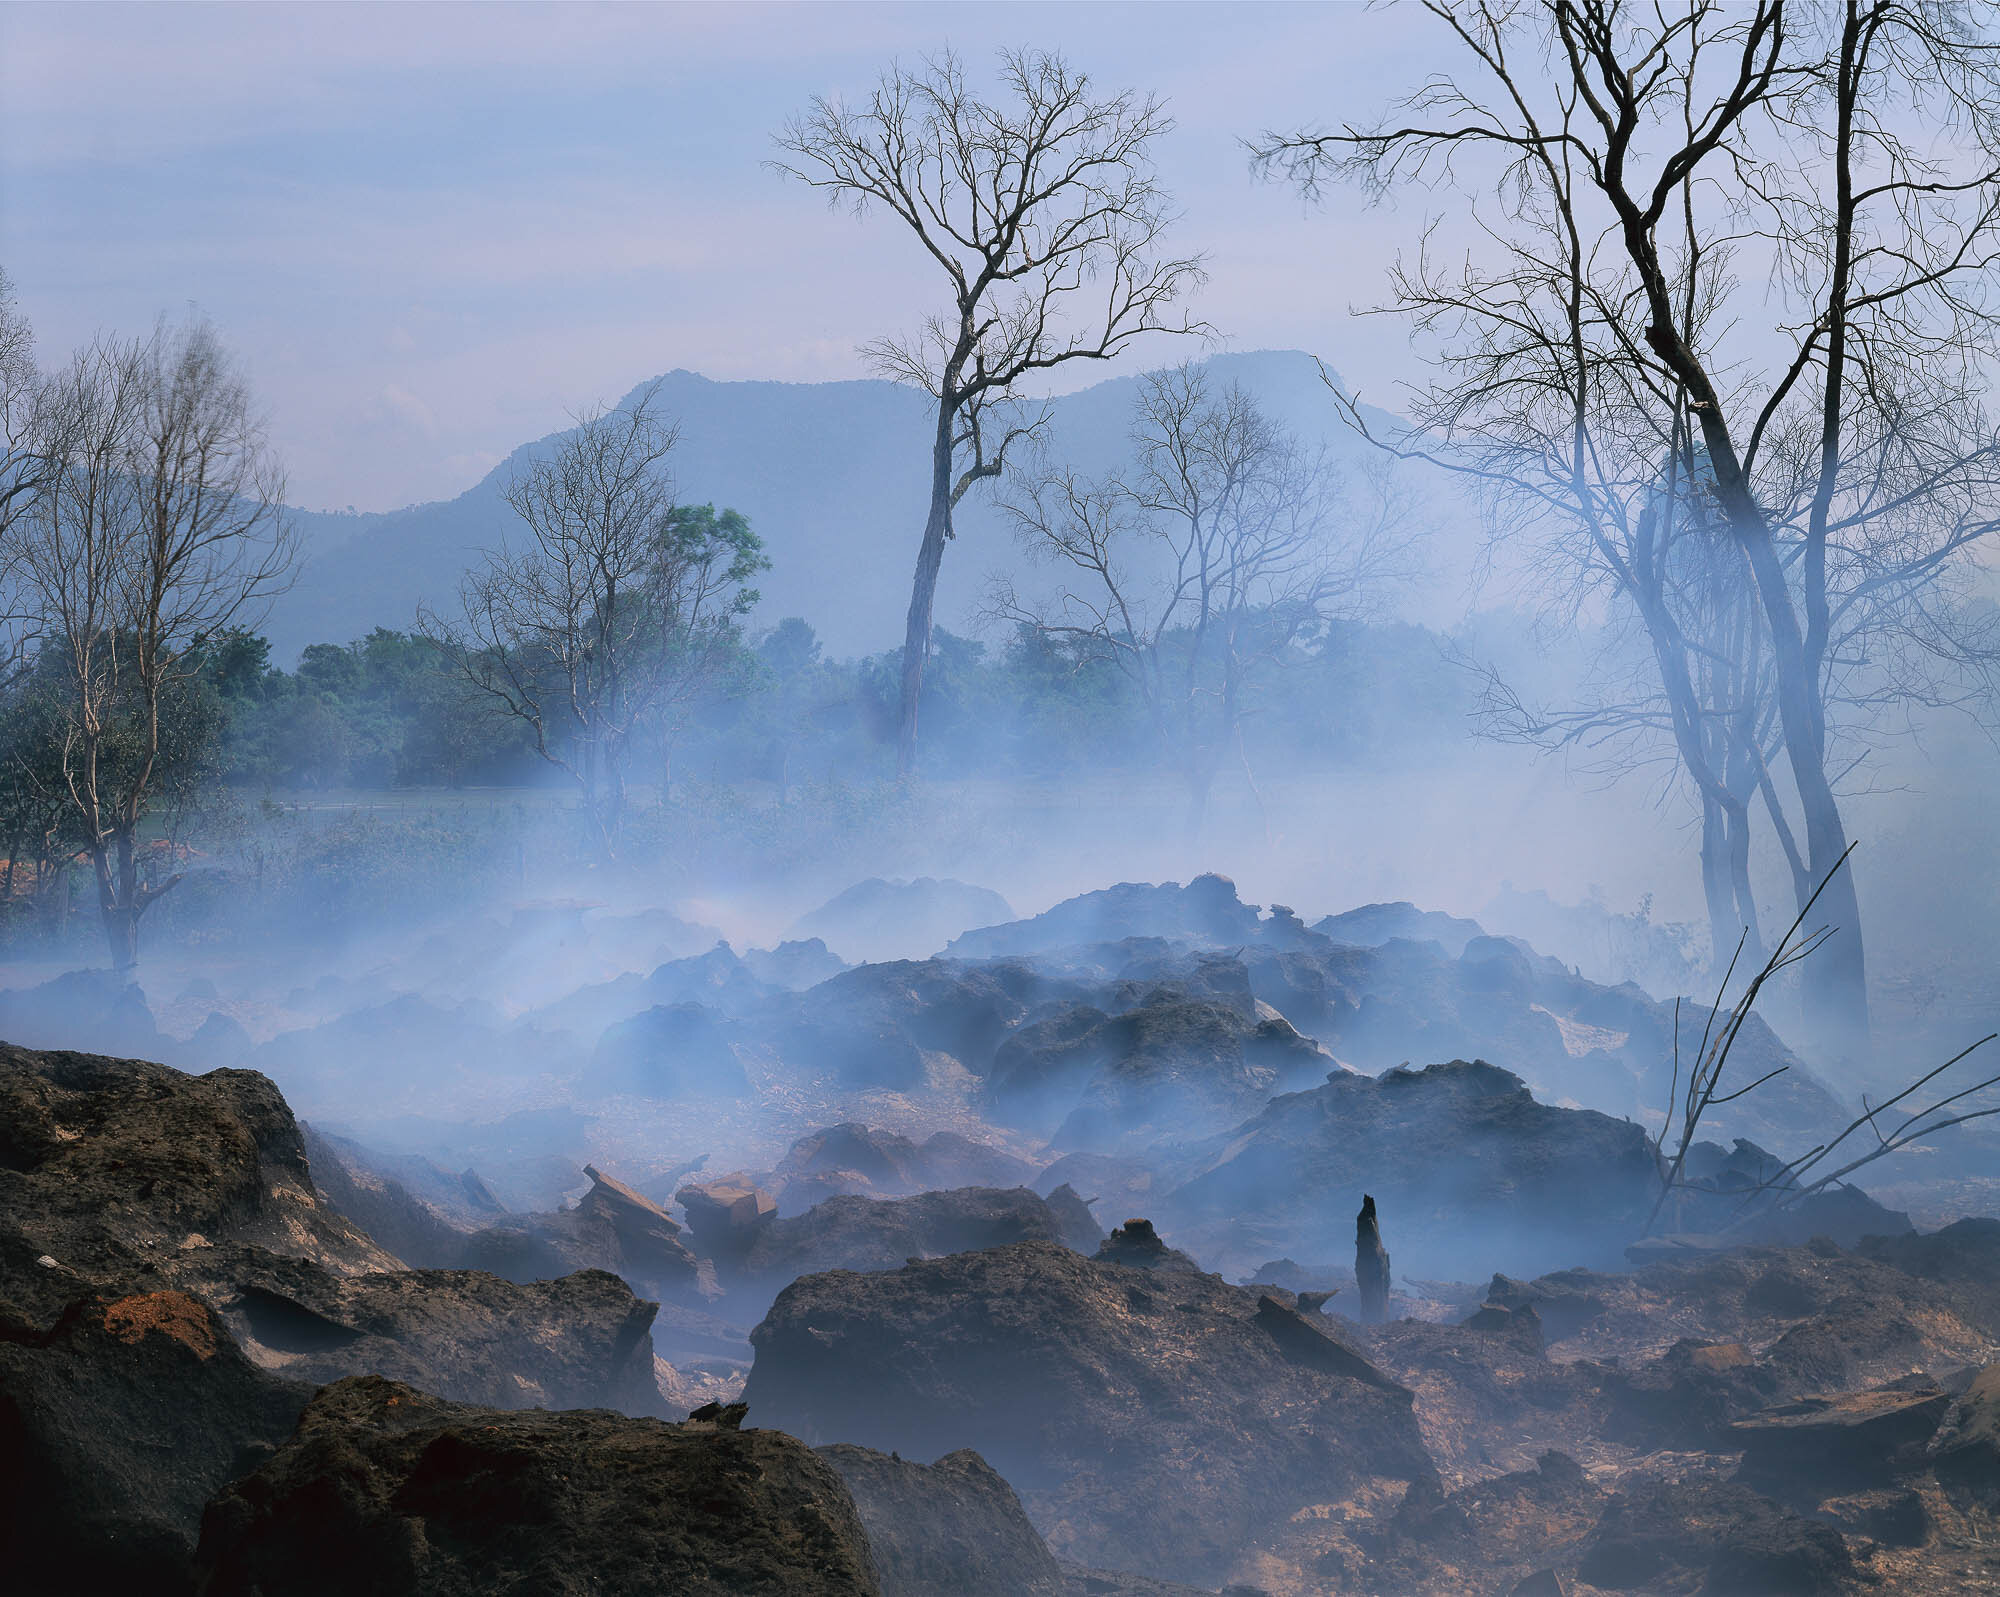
[0,656,88,934]
[14,607,1468,824]
[0,633,231,947]
[0,592,1474,958]
[206,627,530,790]
[671,610,1472,789]
[659,503,768,613]
[202,629,276,700]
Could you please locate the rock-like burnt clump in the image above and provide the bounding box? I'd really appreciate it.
[194,1376,882,1597]
[744,1239,1438,1584]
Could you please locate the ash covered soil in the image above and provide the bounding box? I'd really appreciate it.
[4,873,2000,1595]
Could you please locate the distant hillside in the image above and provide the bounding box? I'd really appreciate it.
[263,350,1415,664]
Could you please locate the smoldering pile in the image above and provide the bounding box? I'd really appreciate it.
[4,872,1999,1594]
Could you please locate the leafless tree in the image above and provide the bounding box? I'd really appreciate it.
[0,268,42,547]
[1259,0,2000,1044]
[774,48,1207,776]
[994,365,1417,832]
[10,318,296,968]
[420,385,765,855]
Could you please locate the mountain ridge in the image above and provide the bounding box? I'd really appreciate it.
[265,349,1415,664]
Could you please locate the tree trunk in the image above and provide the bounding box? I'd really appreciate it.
[1788,754,1867,1046]
[1720,737,1765,968]
[1724,803,1763,967]
[1679,414,1869,1044]
[603,759,626,857]
[1698,796,1736,977]
[103,901,138,971]
[48,853,72,940]
[95,833,139,972]
[897,405,959,779]
[1735,506,1866,1042]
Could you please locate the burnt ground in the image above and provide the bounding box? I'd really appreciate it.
[7,874,2000,1594]
[21,1076,2000,1597]
[743,1226,2000,1595]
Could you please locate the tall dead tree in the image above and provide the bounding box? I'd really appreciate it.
[12,319,295,968]
[774,49,1205,776]
[1355,1194,1391,1324]
[1260,0,2000,1046]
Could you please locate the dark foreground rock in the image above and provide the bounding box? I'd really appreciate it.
[1732,1385,1953,1487]
[1931,1362,2000,1497]
[194,1375,881,1597]
[0,1284,305,1596]
[818,1443,1064,1597]
[744,1239,1435,1585]
[0,1041,395,1313]
[0,1043,686,1589]
[212,1254,670,1415]
[1366,1451,1607,1596]
[0,1044,676,1416]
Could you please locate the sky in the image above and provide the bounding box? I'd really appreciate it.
[0,1,1446,514]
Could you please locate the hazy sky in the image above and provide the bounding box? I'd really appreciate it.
[0,1,1443,513]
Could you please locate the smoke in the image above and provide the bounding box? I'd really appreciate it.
[4,594,1999,1303]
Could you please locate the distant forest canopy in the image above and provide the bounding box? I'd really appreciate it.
[144,609,1469,796]
[0,597,1475,968]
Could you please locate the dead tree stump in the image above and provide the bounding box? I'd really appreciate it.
[1355,1193,1391,1324]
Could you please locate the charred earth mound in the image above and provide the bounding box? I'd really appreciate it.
[195,1375,881,1597]
[744,1238,1437,1585]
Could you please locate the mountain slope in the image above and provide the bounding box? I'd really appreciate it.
[262,350,1410,663]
